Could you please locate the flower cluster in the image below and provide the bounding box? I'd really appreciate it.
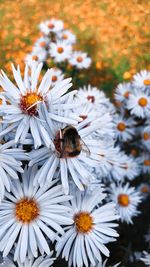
[0,18,149,267]
[25,18,91,71]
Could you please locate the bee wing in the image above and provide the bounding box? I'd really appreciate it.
[80,139,91,156]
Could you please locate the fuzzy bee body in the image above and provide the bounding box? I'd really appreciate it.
[60,126,82,158]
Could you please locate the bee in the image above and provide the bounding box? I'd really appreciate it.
[54,125,90,158]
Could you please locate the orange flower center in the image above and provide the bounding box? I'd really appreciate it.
[63,34,68,39]
[118,194,130,207]
[57,47,64,54]
[131,148,137,157]
[15,198,39,223]
[74,212,93,233]
[87,95,95,103]
[52,75,58,82]
[77,56,83,63]
[143,79,150,86]
[143,132,150,141]
[124,91,130,98]
[138,97,148,107]
[20,92,43,116]
[48,23,54,29]
[141,185,149,193]
[40,41,46,47]
[117,122,126,132]
[144,160,150,166]
[32,55,39,61]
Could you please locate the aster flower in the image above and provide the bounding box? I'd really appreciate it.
[50,68,64,87]
[114,82,132,104]
[0,140,28,202]
[76,85,110,109]
[0,253,54,267]
[140,251,150,266]
[127,89,150,118]
[33,36,50,50]
[141,125,150,150]
[57,30,76,44]
[114,114,136,142]
[49,41,72,63]
[132,70,150,88]
[29,107,105,194]
[138,183,150,199]
[25,48,48,67]
[0,62,72,148]
[109,183,142,224]
[39,19,64,35]
[56,188,119,267]
[69,51,91,69]
[0,166,73,263]
[138,153,150,174]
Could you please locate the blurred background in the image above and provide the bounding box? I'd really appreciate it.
[0,0,150,94]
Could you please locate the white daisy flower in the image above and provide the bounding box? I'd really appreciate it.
[0,253,54,267]
[127,89,150,118]
[0,166,73,263]
[69,51,91,69]
[56,188,119,267]
[141,125,150,150]
[0,62,72,148]
[114,114,136,142]
[49,41,72,63]
[114,82,132,103]
[76,85,110,109]
[133,70,150,88]
[0,140,28,202]
[50,68,64,87]
[138,183,150,199]
[39,19,64,35]
[57,30,76,44]
[29,110,104,194]
[138,153,150,174]
[33,36,50,50]
[25,49,48,67]
[140,251,150,266]
[109,183,142,224]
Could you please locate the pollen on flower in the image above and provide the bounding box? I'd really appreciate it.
[74,212,93,233]
[117,122,126,132]
[77,56,83,63]
[143,159,150,166]
[20,92,43,116]
[15,198,39,223]
[57,47,64,53]
[143,79,150,86]
[79,115,87,120]
[87,95,95,103]
[138,97,148,107]
[143,132,150,141]
[118,194,130,207]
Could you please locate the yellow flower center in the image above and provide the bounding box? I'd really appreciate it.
[124,91,130,98]
[143,132,150,141]
[118,194,130,207]
[57,47,64,54]
[138,97,148,107]
[40,41,46,47]
[74,212,93,233]
[141,185,149,193]
[20,92,43,116]
[32,55,39,61]
[87,95,95,103]
[143,79,150,86]
[63,34,68,40]
[15,198,39,223]
[77,56,83,63]
[117,122,126,132]
[52,75,58,82]
[144,160,150,166]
